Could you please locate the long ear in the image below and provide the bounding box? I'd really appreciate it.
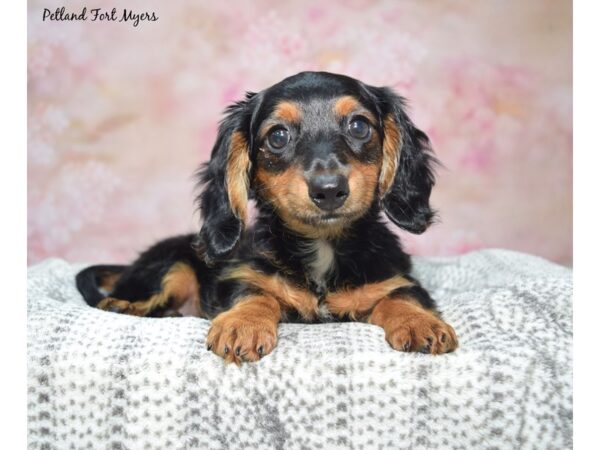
[373,87,437,234]
[195,93,258,263]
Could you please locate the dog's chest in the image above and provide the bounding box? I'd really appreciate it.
[307,239,335,284]
[304,239,336,319]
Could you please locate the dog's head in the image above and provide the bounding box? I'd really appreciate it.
[197,72,436,262]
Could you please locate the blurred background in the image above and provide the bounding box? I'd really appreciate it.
[28,0,572,266]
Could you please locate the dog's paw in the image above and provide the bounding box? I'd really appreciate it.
[97,297,139,315]
[206,310,278,364]
[384,313,458,354]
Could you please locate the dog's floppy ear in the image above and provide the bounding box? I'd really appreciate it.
[370,87,437,234]
[195,93,259,263]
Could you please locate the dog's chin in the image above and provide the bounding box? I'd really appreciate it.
[295,210,364,228]
[275,201,370,238]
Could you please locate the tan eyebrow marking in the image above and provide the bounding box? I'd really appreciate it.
[334,95,360,117]
[333,95,378,126]
[273,101,302,123]
[257,101,303,141]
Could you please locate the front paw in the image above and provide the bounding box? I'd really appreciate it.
[384,313,458,354]
[206,310,278,364]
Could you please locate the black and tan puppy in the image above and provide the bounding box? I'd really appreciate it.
[76,71,458,364]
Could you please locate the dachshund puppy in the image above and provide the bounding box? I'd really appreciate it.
[76,71,458,364]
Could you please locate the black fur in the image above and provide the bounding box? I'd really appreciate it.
[76,71,438,322]
[195,93,259,263]
[75,264,127,307]
[373,87,438,234]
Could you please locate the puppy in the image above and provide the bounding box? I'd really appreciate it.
[76,71,458,364]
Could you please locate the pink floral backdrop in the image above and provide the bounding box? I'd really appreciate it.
[28,0,572,265]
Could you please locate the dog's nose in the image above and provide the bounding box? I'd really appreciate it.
[308,175,349,211]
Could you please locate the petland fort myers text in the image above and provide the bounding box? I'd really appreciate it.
[42,7,158,27]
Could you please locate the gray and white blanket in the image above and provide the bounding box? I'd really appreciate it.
[27,249,572,449]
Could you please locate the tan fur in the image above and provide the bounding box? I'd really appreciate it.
[98,271,122,292]
[333,95,359,117]
[97,262,202,317]
[226,131,251,222]
[347,162,379,214]
[368,296,458,354]
[255,166,348,239]
[273,101,302,123]
[255,162,380,239]
[276,210,348,239]
[255,166,309,214]
[333,96,377,124]
[379,114,402,197]
[206,294,281,364]
[326,275,414,319]
[222,265,319,320]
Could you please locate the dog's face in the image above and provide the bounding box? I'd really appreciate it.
[253,83,385,238]
[198,72,436,262]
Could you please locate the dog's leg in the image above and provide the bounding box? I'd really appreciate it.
[327,279,457,354]
[206,294,281,364]
[367,292,458,354]
[326,275,415,319]
[97,262,201,317]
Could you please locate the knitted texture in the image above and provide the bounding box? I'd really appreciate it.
[27,249,572,449]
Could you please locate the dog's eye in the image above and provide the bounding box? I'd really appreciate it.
[267,128,290,151]
[348,118,370,140]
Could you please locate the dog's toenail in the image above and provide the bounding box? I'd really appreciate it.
[224,346,229,354]
[440,334,446,343]
[206,344,212,351]
[257,346,264,356]
[235,347,241,356]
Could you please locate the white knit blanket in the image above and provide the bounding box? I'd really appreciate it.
[27,249,572,449]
